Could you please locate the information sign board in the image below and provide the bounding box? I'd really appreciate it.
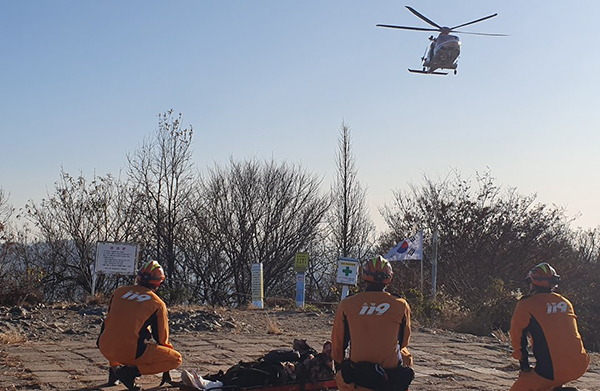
[95,242,138,275]
[251,263,264,309]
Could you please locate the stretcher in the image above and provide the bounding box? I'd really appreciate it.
[161,371,338,391]
[237,379,338,391]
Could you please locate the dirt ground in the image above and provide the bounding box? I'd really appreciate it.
[1,303,598,391]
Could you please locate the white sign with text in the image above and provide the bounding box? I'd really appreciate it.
[95,242,138,275]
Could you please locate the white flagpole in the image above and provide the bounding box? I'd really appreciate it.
[420,258,423,293]
[431,228,438,299]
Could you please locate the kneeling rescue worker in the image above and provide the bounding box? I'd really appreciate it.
[509,262,589,391]
[331,255,414,391]
[97,260,182,391]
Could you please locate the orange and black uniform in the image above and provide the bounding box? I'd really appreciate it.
[509,292,589,391]
[331,290,412,391]
[97,285,182,375]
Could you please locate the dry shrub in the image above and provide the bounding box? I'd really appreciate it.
[422,279,520,337]
[491,328,510,343]
[0,331,27,345]
[402,288,444,327]
[428,292,466,330]
[264,297,295,310]
[442,279,519,336]
[266,316,282,335]
[86,292,110,306]
[0,283,43,306]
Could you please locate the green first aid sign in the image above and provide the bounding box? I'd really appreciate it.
[336,257,359,285]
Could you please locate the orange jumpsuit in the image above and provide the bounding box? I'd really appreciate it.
[509,292,589,391]
[97,285,182,375]
[331,291,412,391]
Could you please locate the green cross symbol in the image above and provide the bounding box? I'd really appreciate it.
[342,266,353,277]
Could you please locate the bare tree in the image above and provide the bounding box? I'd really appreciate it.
[298,122,376,303]
[25,171,139,299]
[379,169,576,330]
[127,110,197,288]
[327,121,374,259]
[0,188,14,243]
[566,228,600,350]
[193,158,329,305]
[0,188,14,297]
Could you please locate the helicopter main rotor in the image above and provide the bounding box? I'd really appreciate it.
[376,6,507,36]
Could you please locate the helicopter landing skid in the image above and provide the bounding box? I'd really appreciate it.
[408,69,448,75]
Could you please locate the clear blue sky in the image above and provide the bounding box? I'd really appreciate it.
[2,1,599,232]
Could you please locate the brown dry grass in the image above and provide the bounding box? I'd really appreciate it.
[589,351,600,369]
[0,332,26,345]
[490,328,510,343]
[266,316,282,334]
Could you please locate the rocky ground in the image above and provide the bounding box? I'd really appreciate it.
[1,303,598,391]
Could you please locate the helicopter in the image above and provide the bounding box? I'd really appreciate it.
[377,6,507,75]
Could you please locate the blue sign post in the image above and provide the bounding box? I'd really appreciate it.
[295,253,309,308]
[296,272,305,307]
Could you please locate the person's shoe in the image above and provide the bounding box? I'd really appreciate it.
[115,365,142,391]
[180,370,224,390]
[181,370,206,389]
[107,367,120,386]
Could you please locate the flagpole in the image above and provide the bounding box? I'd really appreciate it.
[419,230,424,294]
[420,258,423,294]
[431,228,438,299]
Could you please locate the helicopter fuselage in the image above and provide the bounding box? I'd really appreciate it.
[424,34,461,72]
[377,6,505,75]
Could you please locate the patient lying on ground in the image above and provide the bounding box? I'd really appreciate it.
[181,340,334,390]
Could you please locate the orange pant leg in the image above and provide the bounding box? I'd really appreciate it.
[510,370,562,391]
[133,344,182,375]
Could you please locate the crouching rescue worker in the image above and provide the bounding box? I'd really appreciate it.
[509,262,589,391]
[97,260,182,391]
[331,255,414,391]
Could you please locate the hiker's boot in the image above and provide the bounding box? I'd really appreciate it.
[115,365,142,391]
[107,366,120,386]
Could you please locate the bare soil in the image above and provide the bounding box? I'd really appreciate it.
[1,303,598,391]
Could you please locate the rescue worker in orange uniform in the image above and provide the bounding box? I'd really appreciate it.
[97,260,182,391]
[331,255,414,391]
[509,262,589,391]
